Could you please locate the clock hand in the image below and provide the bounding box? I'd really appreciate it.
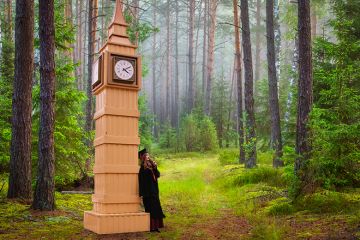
[123,69,129,74]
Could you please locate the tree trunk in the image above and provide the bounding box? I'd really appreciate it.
[174,0,179,129]
[241,0,257,168]
[152,0,158,138]
[202,0,208,96]
[188,0,195,113]
[233,0,245,164]
[166,0,171,122]
[254,0,261,91]
[295,0,313,181]
[7,0,34,200]
[85,0,97,173]
[76,0,84,91]
[32,0,56,210]
[205,0,217,115]
[266,0,283,167]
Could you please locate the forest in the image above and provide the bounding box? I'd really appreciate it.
[0,0,359,239]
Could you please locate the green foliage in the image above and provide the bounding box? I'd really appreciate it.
[295,190,360,214]
[159,122,177,150]
[139,94,153,151]
[210,78,235,148]
[218,149,239,165]
[179,113,218,152]
[124,10,159,44]
[0,11,14,171]
[254,78,271,149]
[310,0,360,189]
[265,197,295,216]
[233,167,286,187]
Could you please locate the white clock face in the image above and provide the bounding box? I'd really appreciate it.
[114,60,134,80]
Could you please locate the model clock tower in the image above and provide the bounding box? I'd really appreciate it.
[84,0,150,234]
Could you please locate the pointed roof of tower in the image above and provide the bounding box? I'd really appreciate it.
[111,0,128,27]
[105,0,136,49]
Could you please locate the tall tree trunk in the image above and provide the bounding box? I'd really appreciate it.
[85,0,97,173]
[188,0,195,113]
[76,0,84,90]
[174,0,179,129]
[205,0,217,115]
[266,0,283,167]
[233,0,245,164]
[202,0,208,96]
[166,0,171,122]
[241,0,257,168]
[274,0,281,84]
[152,0,158,138]
[254,0,261,93]
[7,0,34,200]
[295,0,313,183]
[33,0,56,211]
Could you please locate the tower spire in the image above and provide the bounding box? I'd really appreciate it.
[111,0,127,26]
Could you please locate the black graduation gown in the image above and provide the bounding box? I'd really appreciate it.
[138,165,166,220]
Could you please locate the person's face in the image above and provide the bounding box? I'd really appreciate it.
[144,153,150,161]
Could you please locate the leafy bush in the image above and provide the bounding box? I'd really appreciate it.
[218,149,239,165]
[199,117,218,151]
[179,113,218,152]
[159,122,177,150]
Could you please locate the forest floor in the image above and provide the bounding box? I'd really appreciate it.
[0,152,359,239]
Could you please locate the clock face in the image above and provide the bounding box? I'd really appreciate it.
[114,60,135,81]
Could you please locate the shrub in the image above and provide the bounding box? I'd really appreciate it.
[218,149,239,165]
[179,113,218,152]
[199,117,218,151]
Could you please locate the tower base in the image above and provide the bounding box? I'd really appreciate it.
[84,211,150,234]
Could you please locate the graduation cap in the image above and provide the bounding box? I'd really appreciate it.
[138,148,148,159]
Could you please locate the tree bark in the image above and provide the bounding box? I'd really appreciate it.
[32,0,56,210]
[254,0,261,91]
[266,0,283,167]
[85,0,97,173]
[202,0,208,96]
[7,0,34,200]
[166,0,171,121]
[233,0,245,164]
[295,0,313,180]
[241,0,257,168]
[174,0,179,129]
[205,0,217,115]
[188,0,195,113]
[152,0,158,138]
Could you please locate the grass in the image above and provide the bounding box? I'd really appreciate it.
[0,151,359,239]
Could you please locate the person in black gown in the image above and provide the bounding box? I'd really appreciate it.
[138,149,165,232]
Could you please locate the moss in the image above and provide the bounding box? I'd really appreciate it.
[265,197,295,216]
[295,190,360,214]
